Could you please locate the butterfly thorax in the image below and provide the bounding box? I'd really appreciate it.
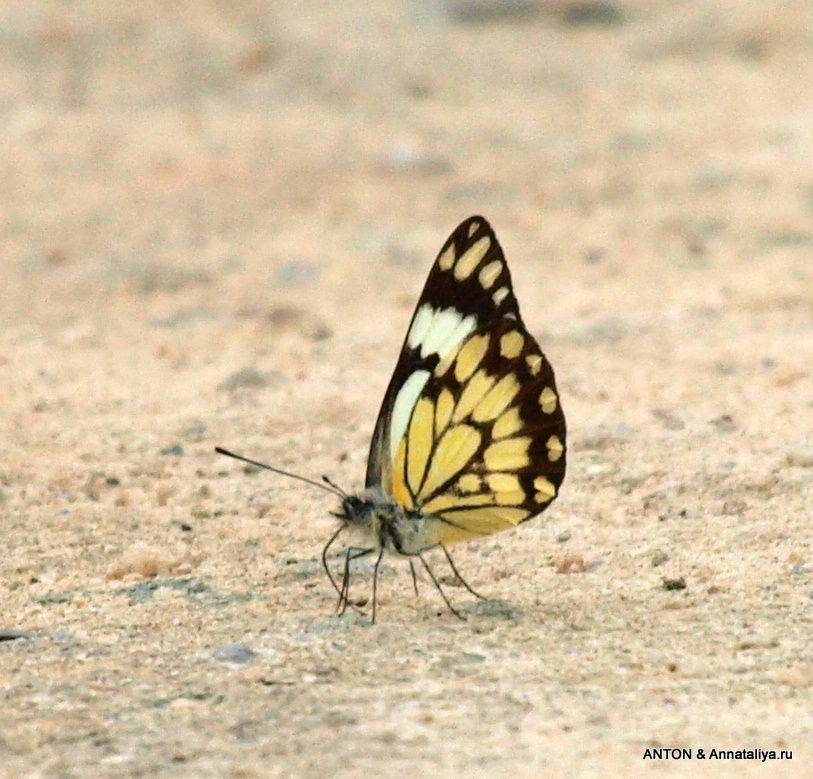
[339,490,436,556]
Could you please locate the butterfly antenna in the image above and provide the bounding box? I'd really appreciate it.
[321,474,348,497]
[214,446,345,498]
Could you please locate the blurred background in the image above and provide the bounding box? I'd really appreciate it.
[3,0,811,325]
[4,0,811,478]
[2,3,812,774]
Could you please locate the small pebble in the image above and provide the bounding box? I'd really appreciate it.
[556,554,587,574]
[0,628,34,641]
[651,550,669,567]
[160,444,184,456]
[785,448,813,468]
[652,408,685,430]
[710,414,736,431]
[217,643,257,665]
[218,368,269,391]
[446,0,538,24]
[105,542,183,580]
[721,499,747,515]
[561,1,623,26]
[273,261,318,287]
[773,668,810,688]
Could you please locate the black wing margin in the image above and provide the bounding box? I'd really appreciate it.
[365,216,523,488]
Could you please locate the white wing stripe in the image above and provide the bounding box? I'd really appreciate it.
[407,303,434,350]
[389,369,431,459]
[394,305,477,460]
[435,314,477,360]
[420,308,468,358]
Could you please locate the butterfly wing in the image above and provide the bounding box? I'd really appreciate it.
[388,317,566,546]
[366,216,523,490]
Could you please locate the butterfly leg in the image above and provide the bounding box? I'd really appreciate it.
[337,547,353,615]
[408,559,419,598]
[441,543,488,601]
[417,551,465,620]
[337,547,374,616]
[370,548,385,624]
[321,525,346,598]
[319,526,373,616]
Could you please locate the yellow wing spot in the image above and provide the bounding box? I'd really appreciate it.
[453,369,496,422]
[419,424,481,498]
[526,354,542,376]
[438,245,455,271]
[454,334,489,383]
[491,506,529,523]
[467,221,479,238]
[471,373,520,423]
[494,490,526,506]
[453,236,491,281]
[533,476,556,503]
[492,286,509,306]
[492,406,522,439]
[406,397,434,494]
[422,493,495,513]
[486,473,521,492]
[483,437,531,471]
[457,473,482,493]
[485,473,525,506]
[437,506,529,534]
[478,260,502,289]
[434,341,462,378]
[546,435,564,462]
[427,521,479,547]
[392,438,414,510]
[435,387,455,436]
[539,386,558,414]
[499,331,524,359]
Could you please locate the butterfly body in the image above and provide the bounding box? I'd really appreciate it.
[338,490,438,556]
[330,216,567,616]
[217,216,566,620]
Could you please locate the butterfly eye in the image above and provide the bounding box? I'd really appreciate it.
[342,495,366,520]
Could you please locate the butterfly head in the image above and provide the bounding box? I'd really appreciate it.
[336,488,395,532]
[336,494,371,525]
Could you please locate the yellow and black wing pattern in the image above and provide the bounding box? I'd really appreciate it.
[366,216,566,547]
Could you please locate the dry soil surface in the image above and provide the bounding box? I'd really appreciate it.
[2,2,812,777]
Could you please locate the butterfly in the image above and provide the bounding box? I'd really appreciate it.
[217,216,566,621]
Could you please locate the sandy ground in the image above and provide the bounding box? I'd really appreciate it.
[2,1,812,776]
